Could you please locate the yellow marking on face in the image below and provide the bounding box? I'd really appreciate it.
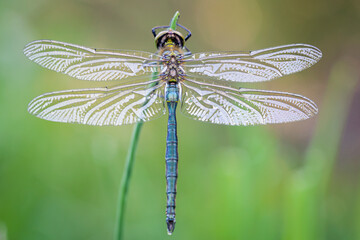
[165,39,176,48]
[158,45,184,56]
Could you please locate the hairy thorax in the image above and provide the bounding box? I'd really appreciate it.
[159,46,185,83]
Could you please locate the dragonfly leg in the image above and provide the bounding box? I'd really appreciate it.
[176,23,192,41]
[152,25,169,37]
[183,46,193,56]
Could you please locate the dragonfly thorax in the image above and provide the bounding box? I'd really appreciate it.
[160,50,184,83]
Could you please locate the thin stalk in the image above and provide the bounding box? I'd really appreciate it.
[114,12,179,240]
[114,120,143,240]
[114,79,154,240]
[169,11,180,30]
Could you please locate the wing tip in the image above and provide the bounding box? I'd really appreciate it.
[307,44,322,62]
[295,94,318,120]
[294,43,323,63]
[306,99,319,117]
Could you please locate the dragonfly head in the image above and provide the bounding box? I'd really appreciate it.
[155,29,185,49]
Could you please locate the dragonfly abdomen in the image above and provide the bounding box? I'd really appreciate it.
[165,84,179,235]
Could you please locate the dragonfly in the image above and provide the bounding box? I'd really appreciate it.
[24,13,321,235]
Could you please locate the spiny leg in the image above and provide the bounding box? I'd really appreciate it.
[176,23,192,41]
[152,25,169,37]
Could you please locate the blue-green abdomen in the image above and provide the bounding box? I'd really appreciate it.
[165,84,179,235]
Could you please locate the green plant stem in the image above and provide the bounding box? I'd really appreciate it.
[169,11,180,30]
[115,121,143,240]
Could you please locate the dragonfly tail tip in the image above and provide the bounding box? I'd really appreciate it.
[166,219,176,235]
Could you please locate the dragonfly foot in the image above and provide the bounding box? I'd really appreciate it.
[166,219,176,235]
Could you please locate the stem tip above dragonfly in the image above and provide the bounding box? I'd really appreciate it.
[24,11,322,235]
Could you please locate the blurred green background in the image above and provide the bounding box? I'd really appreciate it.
[0,0,359,239]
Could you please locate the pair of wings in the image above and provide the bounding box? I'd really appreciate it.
[24,40,321,126]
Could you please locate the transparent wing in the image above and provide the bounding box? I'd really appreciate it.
[180,78,318,126]
[28,81,166,126]
[24,40,161,81]
[184,44,322,82]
